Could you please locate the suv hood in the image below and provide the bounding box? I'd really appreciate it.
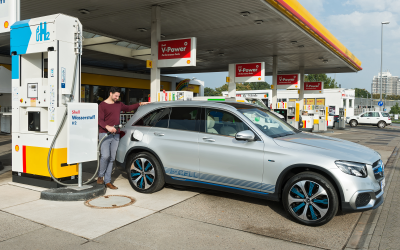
[274,132,380,164]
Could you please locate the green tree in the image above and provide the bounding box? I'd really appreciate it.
[214,83,252,96]
[305,74,338,89]
[204,87,218,96]
[355,88,371,98]
[243,82,271,90]
[390,103,400,115]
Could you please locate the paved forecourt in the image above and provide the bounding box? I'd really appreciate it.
[0,127,398,249]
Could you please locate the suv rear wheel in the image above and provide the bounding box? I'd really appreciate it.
[377,121,386,129]
[350,120,358,127]
[126,152,165,193]
[282,171,338,226]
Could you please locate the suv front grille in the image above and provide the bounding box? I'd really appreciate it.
[356,193,372,207]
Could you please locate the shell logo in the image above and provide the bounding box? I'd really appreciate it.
[258,77,261,80]
[295,85,298,88]
[20,98,23,103]
[187,60,191,64]
[15,145,19,152]
[4,21,9,28]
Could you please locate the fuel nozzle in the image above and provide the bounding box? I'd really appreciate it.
[107,124,122,135]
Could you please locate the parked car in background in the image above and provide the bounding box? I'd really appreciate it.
[346,111,391,128]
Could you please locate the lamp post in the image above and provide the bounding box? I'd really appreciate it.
[380,21,390,111]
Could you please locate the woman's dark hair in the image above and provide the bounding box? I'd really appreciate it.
[109,87,121,94]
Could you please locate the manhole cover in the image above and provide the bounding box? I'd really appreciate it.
[85,195,136,209]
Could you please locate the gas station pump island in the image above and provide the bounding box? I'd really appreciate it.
[11,14,98,188]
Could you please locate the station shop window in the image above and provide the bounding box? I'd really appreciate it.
[343,99,347,108]
[81,85,149,106]
[349,99,353,108]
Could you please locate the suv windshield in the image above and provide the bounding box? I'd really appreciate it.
[238,108,298,138]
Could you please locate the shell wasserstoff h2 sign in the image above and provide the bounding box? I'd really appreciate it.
[304,81,323,94]
[229,62,265,82]
[158,37,196,68]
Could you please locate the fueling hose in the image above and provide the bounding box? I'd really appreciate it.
[46,23,113,187]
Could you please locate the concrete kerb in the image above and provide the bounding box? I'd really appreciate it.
[40,183,106,201]
[345,145,400,249]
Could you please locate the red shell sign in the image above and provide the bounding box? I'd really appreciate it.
[235,63,262,77]
[304,82,323,91]
[277,74,299,85]
[158,38,191,60]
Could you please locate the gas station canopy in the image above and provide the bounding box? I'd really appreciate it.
[5,0,361,75]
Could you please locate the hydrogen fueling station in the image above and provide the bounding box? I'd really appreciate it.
[4,1,395,249]
[6,0,363,204]
[7,2,361,194]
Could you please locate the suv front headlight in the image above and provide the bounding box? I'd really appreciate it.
[335,161,368,178]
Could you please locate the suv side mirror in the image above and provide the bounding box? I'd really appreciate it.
[235,130,255,141]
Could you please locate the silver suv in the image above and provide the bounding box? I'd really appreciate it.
[116,101,384,226]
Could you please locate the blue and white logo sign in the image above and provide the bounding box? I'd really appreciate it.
[61,67,66,88]
[378,101,383,107]
[36,22,50,42]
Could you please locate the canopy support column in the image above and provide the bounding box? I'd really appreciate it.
[228,64,236,98]
[272,56,277,109]
[150,5,161,102]
[299,66,305,110]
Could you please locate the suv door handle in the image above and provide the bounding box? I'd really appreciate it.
[154,132,165,136]
[203,137,215,142]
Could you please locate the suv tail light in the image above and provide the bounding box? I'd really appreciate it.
[120,131,126,138]
[388,117,391,120]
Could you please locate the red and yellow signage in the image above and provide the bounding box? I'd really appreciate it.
[158,37,197,68]
[235,63,262,77]
[159,38,191,60]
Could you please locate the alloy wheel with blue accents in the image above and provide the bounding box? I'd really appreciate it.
[130,158,155,190]
[288,180,329,221]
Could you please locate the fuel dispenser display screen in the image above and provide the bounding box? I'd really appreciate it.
[27,83,38,98]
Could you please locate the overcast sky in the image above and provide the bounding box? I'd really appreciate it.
[166,0,398,92]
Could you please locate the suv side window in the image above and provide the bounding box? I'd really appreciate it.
[168,107,200,132]
[372,112,380,117]
[134,108,171,128]
[382,113,390,117]
[203,108,250,137]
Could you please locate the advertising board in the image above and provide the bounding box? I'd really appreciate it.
[0,0,17,34]
[277,74,300,89]
[304,81,324,94]
[229,62,265,82]
[158,37,196,68]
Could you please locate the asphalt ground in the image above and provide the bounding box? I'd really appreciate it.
[0,125,399,250]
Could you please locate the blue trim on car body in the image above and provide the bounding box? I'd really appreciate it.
[165,167,275,193]
[171,177,271,195]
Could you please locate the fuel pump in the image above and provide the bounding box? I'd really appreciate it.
[286,101,302,129]
[317,105,327,131]
[275,101,288,121]
[338,108,346,129]
[11,14,98,188]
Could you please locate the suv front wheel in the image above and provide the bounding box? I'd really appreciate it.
[282,172,338,226]
[126,152,165,193]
